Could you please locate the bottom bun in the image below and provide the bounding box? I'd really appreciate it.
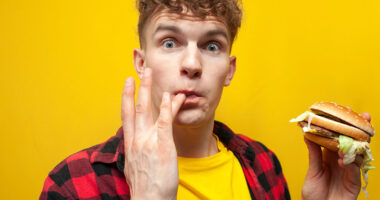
[304,132,339,152]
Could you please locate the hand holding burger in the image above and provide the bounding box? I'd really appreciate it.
[291,102,375,198]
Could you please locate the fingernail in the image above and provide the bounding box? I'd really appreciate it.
[126,77,133,85]
[163,92,170,102]
[176,93,186,99]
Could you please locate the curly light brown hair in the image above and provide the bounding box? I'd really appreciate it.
[137,0,243,49]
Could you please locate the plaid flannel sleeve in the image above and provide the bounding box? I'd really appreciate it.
[40,149,131,200]
[238,134,291,200]
[40,127,132,200]
[266,149,290,200]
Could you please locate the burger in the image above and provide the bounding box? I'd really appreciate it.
[290,102,375,195]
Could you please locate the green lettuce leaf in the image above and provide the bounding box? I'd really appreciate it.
[338,135,374,198]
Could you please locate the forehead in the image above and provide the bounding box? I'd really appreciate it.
[152,10,227,25]
[145,10,230,40]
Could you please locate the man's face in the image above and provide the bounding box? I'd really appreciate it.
[134,11,236,127]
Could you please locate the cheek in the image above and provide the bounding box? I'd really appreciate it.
[146,50,179,75]
[147,61,178,109]
[203,59,230,85]
[150,67,178,92]
[202,59,230,104]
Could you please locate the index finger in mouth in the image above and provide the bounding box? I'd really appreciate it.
[171,93,186,118]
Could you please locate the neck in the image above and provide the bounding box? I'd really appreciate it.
[173,117,218,158]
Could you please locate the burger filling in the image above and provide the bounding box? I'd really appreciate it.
[298,121,340,139]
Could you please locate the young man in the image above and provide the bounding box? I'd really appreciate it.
[40,0,367,199]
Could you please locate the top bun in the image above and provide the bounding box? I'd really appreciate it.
[310,102,375,136]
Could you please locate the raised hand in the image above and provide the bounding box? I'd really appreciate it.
[121,68,185,200]
[301,112,372,200]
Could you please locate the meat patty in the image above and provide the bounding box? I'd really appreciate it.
[298,121,341,138]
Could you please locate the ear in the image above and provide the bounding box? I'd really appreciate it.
[224,56,236,86]
[133,48,146,80]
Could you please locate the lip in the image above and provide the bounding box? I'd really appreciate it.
[174,90,203,97]
[173,89,203,105]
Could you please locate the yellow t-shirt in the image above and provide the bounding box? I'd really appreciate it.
[177,135,251,200]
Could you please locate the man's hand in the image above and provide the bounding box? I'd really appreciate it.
[302,112,371,200]
[121,68,185,200]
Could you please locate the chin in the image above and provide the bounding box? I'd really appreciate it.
[173,109,208,127]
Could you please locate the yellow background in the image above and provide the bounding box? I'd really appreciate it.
[1,0,379,199]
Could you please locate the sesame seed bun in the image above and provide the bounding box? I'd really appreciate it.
[310,102,375,136]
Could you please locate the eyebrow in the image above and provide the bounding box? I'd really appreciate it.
[154,25,182,35]
[204,29,229,41]
[153,24,229,41]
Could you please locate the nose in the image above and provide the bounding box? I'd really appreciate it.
[180,43,202,79]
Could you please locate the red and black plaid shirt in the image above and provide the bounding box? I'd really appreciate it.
[40,121,290,200]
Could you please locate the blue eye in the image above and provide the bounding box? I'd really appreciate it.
[163,40,176,48]
[206,43,220,52]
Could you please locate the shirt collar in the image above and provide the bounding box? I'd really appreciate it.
[90,126,124,170]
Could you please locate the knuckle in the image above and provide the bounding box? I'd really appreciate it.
[160,103,169,110]
[141,79,150,87]
[160,98,170,108]
[158,117,170,128]
[121,112,126,121]
[135,103,145,114]
[134,136,147,147]
[145,142,154,152]
[141,75,152,86]
[123,86,134,96]
[131,141,140,152]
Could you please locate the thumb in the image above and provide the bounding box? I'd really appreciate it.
[304,137,323,175]
[360,112,371,122]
